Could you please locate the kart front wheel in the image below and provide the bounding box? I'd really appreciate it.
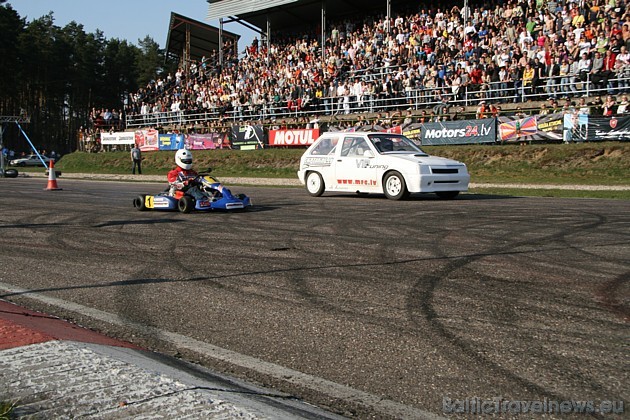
[178,196,195,213]
[383,171,409,200]
[133,195,148,211]
[305,172,325,197]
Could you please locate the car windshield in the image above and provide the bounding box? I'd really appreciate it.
[368,134,426,155]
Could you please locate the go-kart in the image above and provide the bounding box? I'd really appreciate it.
[133,169,251,213]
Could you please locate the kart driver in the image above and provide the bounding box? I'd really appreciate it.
[167,149,206,200]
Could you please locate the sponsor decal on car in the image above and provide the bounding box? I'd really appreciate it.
[304,156,334,167]
[356,159,388,170]
[144,196,154,209]
[153,197,171,208]
[337,179,378,186]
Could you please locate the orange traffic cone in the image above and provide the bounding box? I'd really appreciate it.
[44,159,62,191]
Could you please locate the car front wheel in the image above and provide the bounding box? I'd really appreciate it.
[305,172,325,197]
[383,171,409,200]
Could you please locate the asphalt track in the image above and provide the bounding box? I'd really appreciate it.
[0,178,628,418]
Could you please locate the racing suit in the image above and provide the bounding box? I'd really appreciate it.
[167,167,206,200]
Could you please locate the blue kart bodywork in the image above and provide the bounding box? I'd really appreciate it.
[133,174,252,213]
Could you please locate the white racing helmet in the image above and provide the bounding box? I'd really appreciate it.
[175,149,193,170]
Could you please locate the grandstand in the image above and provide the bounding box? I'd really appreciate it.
[92,0,630,137]
[166,12,240,70]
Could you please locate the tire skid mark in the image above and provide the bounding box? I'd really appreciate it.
[411,210,627,403]
[594,271,630,322]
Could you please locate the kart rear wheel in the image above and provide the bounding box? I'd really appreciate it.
[305,171,325,197]
[178,196,195,213]
[3,169,18,178]
[435,191,460,200]
[133,195,148,211]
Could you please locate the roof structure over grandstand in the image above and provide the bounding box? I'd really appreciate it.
[165,12,240,64]
[206,0,427,34]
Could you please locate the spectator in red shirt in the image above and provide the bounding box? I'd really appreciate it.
[602,49,617,94]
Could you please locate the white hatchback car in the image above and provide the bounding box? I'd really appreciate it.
[297,132,470,200]
[9,154,52,167]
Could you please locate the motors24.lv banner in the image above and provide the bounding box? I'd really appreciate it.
[420,118,495,145]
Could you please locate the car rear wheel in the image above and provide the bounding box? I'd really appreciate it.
[178,196,195,213]
[383,171,409,200]
[133,195,148,211]
[305,172,325,197]
[435,191,460,200]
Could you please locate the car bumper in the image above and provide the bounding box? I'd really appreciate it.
[407,173,470,193]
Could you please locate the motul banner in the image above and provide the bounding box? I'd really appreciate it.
[563,115,630,142]
[269,128,320,146]
[498,112,563,143]
[231,125,266,150]
[421,118,495,145]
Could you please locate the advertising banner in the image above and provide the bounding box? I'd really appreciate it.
[135,129,159,151]
[498,113,563,143]
[158,133,185,150]
[401,123,423,143]
[268,128,320,147]
[186,133,225,150]
[231,125,266,150]
[383,126,402,134]
[100,131,135,145]
[564,114,630,142]
[563,113,589,142]
[421,118,496,145]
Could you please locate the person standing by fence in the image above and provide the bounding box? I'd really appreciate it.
[131,144,142,175]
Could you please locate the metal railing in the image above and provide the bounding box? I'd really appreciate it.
[125,72,630,128]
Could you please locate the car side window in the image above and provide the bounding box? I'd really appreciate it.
[310,137,337,155]
[340,137,369,157]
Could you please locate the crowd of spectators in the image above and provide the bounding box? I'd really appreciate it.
[117,0,630,130]
[89,107,124,130]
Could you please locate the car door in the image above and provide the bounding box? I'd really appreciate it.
[304,135,338,190]
[334,136,378,192]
